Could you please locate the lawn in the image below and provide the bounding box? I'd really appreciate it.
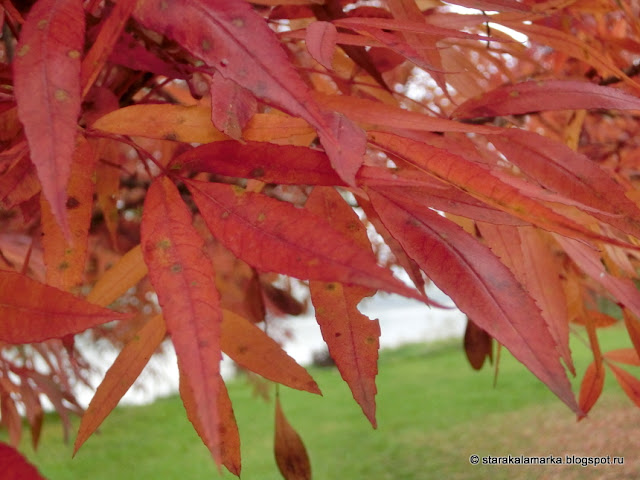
[3,324,639,479]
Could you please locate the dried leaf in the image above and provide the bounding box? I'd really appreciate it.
[14,0,85,236]
[0,270,130,344]
[274,397,311,480]
[464,317,493,370]
[141,176,223,463]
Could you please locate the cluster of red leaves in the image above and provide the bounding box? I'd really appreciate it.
[2,0,640,477]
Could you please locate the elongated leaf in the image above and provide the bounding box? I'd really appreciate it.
[607,362,640,407]
[274,397,311,480]
[179,364,240,476]
[14,0,85,236]
[578,361,605,419]
[623,309,640,360]
[307,186,379,427]
[306,21,336,70]
[369,131,635,246]
[0,270,129,344]
[93,105,314,145]
[314,93,498,134]
[134,0,366,185]
[41,136,95,291]
[0,442,48,480]
[604,348,640,366]
[171,141,345,186]
[221,309,320,394]
[140,176,223,463]
[74,314,166,456]
[454,80,640,119]
[368,189,579,412]
[490,129,640,239]
[86,245,147,307]
[186,179,425,301]
[80,0,137,96]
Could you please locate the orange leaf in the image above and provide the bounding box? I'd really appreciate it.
[307,186,379,427]
[74,314,166,456]
[14,0,85,237]
[0,270,130,344]
[86,245,147,307]
[604,348,640,366]
[179,369,241,476]
[41,136,96,291]
[306,21,337,70]
[0,442,48,480]
[0,389,22,447]
[141,176,223,463]
[133,0,365,185]
[274,397,311,480]
[578,361,605,419]
[623,309,640,360]
[368,189,579,413]
[221,309,320,394]
[186,179,425,301]
[607,362,640,407]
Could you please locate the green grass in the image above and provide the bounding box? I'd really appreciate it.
[2,324,635,479]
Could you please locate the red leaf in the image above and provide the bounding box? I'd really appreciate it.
[368,189,579,413]
[307,186,379,427]
[607,362,640,407]
[578,361,605,419]
[13,0,85,237]
[489,130,640,239]
[369,131,635,247]
[623,309,640,360]
[133,0,366,185]
[171,141,345,186]
[140,176,223,464]
[0,442,48,480]
[185,179,425,301]
[74,314,166,456]
[179,365,240,476]
[453,80,640,118]
[221,309,320,394]
[274,397,311,480]
[306,21,337,70]
[0,270,130,344]
[210,72,257,140]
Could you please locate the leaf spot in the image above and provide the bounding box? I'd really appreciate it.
[335,332,342,338]
[201,39,212,52]
[325,282,337,291]
[220,58,229,67]
[157,239,171,250]
[68,50,81,59]
[159,0,169,10]
[257,212,266,222]
[509,90,520,98]
[250,167,265,178]
[163,132,178,141]
[16,45,30,57]
[232,17,245,28]
[37,19,48,30]
[221,211,230,219]
[170,263,183,273]
[365,336,376,345]
[66,197,80,209]
[57,261,70,271]
[237,345,248,354]
[55,89,69,102]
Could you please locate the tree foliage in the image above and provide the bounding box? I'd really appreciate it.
[2,0,640,477]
